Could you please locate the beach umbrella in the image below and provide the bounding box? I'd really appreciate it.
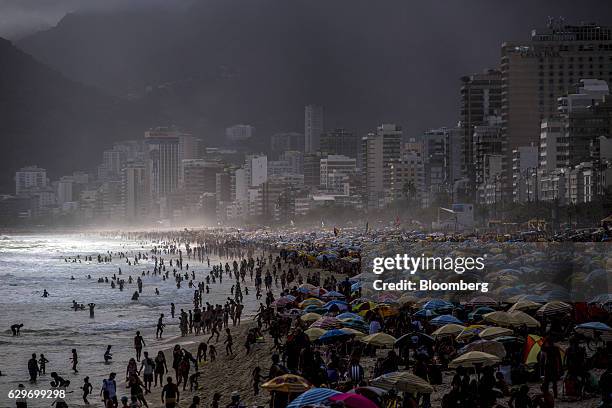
[422,299,453,310]
[303,306,327,315]
[430,315,463,326]
[322,290,346,299]
[304,328,327,341]
[395,332,434,348]
[469,307,496,321]
[329,393,379,408]
[506,294,547,303]
[479,327,514,340]
[317,329,353,344]
[536,301,572,317]
[286,388,342,408]
[468,296,498,307]
[353,301,376,312]
[360,332,397,348]
[337,312,362,320]
[310,317,343,330]
[309,287,328,297]
[508,311,540,328]
[262,374,312,393]
[341,328,367,338]
[373,304,399,318]
[341,319,370,333]
[298,283,317,292]
[299,298,324,308]
[459,340,506,359]
[508,300,541,312]
[456,325,487,342]
[483,311,517,327]
[523,334,560,365]
[272,297,295,307]
[414,309,438,318]
[351,385,387,398]
[576,322,612,340]
[301,313,323,323]
[449,351,501,368]
[324,300,349,312]
[371,371,434,393]
[432,324,466,339]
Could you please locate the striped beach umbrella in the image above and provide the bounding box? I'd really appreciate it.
[456,325,487,341]
[508,300,541,312]
[310,317,343,330]
[329,393,378,408]
[536,301,572,317]
[371,371,434,393]
[286,388,341,408]
[299,298,324,309]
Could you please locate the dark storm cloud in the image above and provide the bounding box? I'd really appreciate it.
[0,0,175,38]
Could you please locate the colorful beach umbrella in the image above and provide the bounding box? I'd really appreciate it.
[301,313,323,323]
[317,329,352,344]
[371,371,434,393]
[310,317,343,330]
[287,388,341,408]
[456,325,487,341]
[329,393,379,408]
[304,328,327,341]
[299,298,324,309]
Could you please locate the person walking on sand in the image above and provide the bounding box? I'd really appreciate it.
[156,314,165,339]
[101,372,118,408]
[139,352,155,394]
[134,331,145,361]
[154,351,168,388]
[224,328,234,356]
[161,377,179,408]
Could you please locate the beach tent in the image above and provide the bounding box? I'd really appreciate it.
[371,371,434,393]
[287,388,341,408]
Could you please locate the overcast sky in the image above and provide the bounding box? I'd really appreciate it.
[0,0,173,39]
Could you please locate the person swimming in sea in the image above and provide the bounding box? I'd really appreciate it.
[11,323,24,336]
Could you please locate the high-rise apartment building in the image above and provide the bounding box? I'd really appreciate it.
[122,161,148,220]
[225,125,255,142]
[361,124,402,208]
[304,105,324,153]
[460,69,502,185]
[15,166,47,195]
[320,129,358,159]
[144,128,181,202]
[501,20,612,196]
[270,132,304,157]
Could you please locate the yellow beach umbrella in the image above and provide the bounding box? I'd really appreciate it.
[261,374,312,393]
[360,332,397,348]
[301,313,322,323]
[304,327,327,341]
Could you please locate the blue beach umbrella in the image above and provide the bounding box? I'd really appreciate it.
[430,314,463,326]
[324,300,349,312]
[422,299,453,310]
[317,329,352,344]
[576,322,612,332]
[286,388,342,408]
[414,309,438,318]
[337,312,362,320]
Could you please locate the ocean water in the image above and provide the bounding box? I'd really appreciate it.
[0,233,252,407]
